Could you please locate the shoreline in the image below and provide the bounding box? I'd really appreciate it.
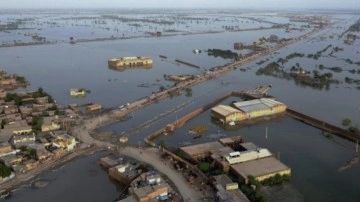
[0,145,101,192]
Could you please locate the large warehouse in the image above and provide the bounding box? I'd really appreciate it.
[232,98,286,119]
[211,105,247,124]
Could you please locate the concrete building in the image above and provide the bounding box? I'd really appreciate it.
[41,117,61,132]
[109,163,139,184]
[10,133,36,148]
[99,155,123,169]
[212,174,250,202]
[53,133,77,151]
[230,156,291,183]
[85,104,102,112]
[0,142,12,155]
[108,56,153,68]
[211,105,247,125]
[232,98,286,119]
[180,137,291,183]
[128,172,170,202]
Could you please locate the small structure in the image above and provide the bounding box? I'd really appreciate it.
[52,133,77,151]
[99,155,123,169]
[109,163,138,185]
[70,88,86,97]
[85,104,102,113]
[119,135,128,143]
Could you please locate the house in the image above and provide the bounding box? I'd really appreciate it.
[86,104,102,112]
[53,133,77,151]
[0,154,23,167]
[10,133,36,148]
[19,106,33,116]
[41,117,61,132]
[35,96,49,104]
[0,89,7,99]
[4,120,32,135]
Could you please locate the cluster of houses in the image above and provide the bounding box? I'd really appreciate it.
[0,76,79,183]
[100,155,173,202]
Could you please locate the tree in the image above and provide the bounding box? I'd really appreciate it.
[1,119,6,129]
[342,118,352,126]
[159,86,166,92]
[185,88,192,97]
[0,164,11,178]
[159,140,167,149]
[29,149,38,160]
[199,162,210,173]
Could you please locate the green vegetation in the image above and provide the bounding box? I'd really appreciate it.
[345,77,360,85]
[1,119,7,129]
[159,140,167,149]
[239,176,267,202]
[4,93,22,105]
[207,49,239,60]
[0,164,12,178]
[256,62,281,76]
[31,116,43,132]
[256,61,338,90]
[159,85,166,92]
[29,149,38,160]
[261,174,291,186]
[15,75,27,84]
[175,149,185,159]
[342,118,352,126]
[348,19,360,32]
[199,162,211,173]
[285,52,304,60]
[184,87,192,97]
[307,45,332,60]
[349,126,360,135]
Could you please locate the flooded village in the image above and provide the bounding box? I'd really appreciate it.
[0,7,360,202]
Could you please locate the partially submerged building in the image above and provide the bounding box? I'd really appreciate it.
[231,98,286,119]
[211,105,247,124]
[180,137,291,183]
[108,57,153,68]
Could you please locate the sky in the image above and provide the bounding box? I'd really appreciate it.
[1,0,360,9]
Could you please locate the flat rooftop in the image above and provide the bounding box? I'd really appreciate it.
[240,142,258,151]
[231,156,290,179]
[180,141,224,157]
[211,105,243,117]
[219,136,243,145]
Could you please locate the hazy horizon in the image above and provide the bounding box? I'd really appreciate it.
[1,0,360,9]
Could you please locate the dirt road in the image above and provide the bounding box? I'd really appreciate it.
[119,147,203,202]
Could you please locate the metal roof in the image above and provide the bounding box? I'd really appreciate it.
[232,98,284,113]
[211,105,242,117]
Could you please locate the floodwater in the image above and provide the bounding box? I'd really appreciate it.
[1,9,360,202]
[1,151,122,202]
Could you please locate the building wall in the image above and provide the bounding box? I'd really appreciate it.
[211,111,247,124]
[109,58,153,67]
[255,169,291,182]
